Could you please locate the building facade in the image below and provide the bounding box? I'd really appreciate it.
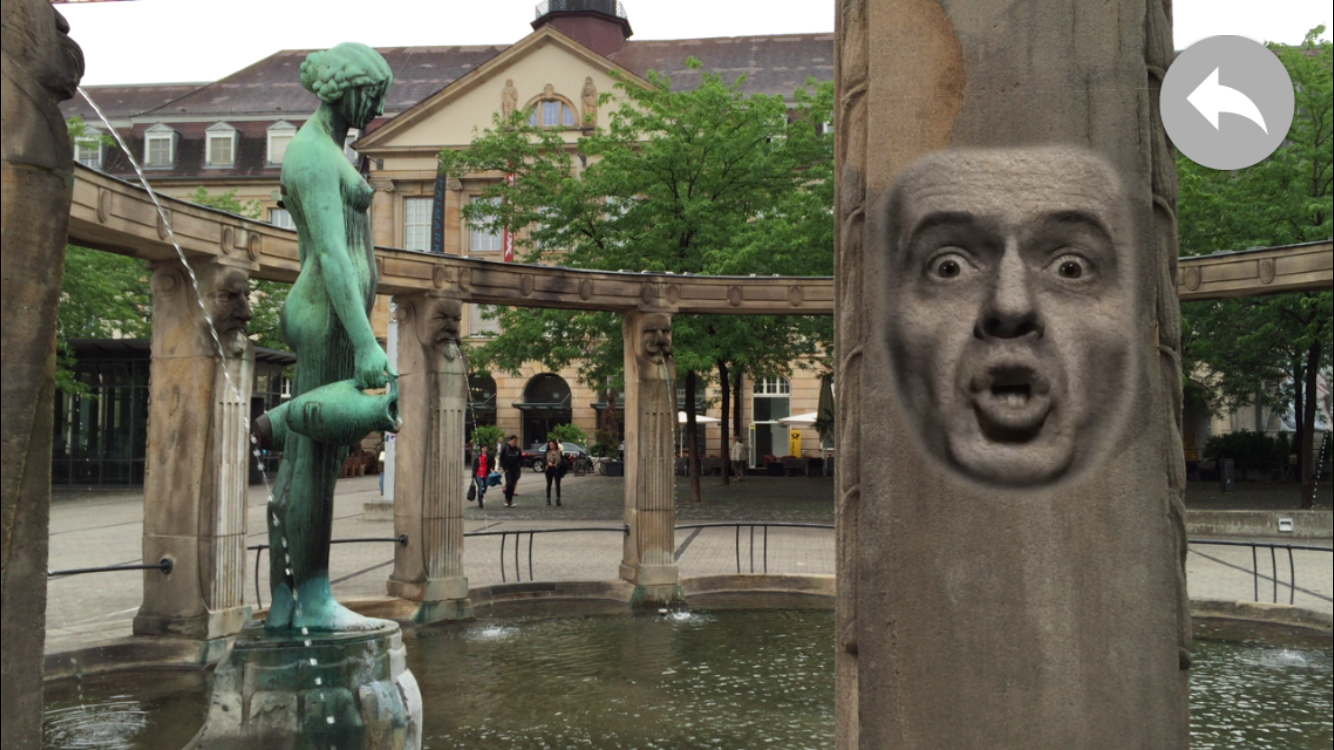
[61,1,835,463]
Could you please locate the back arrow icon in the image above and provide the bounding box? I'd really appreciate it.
[1187,68,1268,133]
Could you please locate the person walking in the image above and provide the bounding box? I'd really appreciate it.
[730,434,747,482]
[471,445,490,509]
[544,439,565,506]
[500,435,524,507]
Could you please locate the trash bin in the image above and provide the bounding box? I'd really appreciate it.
[1219,458,1235,492]
[604,460,624,477]
[766,461,785,477]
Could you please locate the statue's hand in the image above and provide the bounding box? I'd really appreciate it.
[355,346,397,390]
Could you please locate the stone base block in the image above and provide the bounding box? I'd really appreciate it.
[134,605,251,640]
[363,501,394,522]
[387,575,469,602]
[629,583,685,608]
[187,621,421,750]
[413,598,475,624]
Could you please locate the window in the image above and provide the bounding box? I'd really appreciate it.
[267,121,296,165]
[74,128,102,169]
[205,122,236,167]
[143,124,176,168]
[344,128,360,163]
[529,100,576,128]
[751,376,792,462]
[403,197,432,252]
[754,377,791,396]
[268,208,294,230]
[469,196,503,252]
[468,304,500,337]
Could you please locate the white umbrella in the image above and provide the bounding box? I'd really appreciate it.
[778,411,820,427]
[677,411,720,423]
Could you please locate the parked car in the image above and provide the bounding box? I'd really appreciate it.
[522,442,588,473]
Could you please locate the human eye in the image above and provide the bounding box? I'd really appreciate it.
[1045,252,1095,282]
[925,249,976,281]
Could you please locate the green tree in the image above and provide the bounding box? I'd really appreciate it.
[184,187,292,352]
[439,61,835,499]
[1178,27,1332,507]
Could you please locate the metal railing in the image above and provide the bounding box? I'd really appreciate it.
[1188,539,1333,605]
[48,558,173,578]
[465,525,629,583]
[248,535,408,610]
[675,522,836,575]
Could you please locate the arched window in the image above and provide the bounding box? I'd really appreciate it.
[519,373,573,447]
[529,99,577,128]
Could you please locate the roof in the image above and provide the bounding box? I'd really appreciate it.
[133,45,511,120]
[61,83,206,123]
[610,34,835,96]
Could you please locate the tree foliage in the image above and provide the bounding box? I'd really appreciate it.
[1178,27,1332,505]
[438,61,836,392]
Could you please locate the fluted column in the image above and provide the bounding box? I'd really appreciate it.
[134,258,254,639]
[620,309,681,604]
[385,291,473,622]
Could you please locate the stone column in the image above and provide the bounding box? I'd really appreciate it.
[619,310,681,604]
[385,292,473,622]
[834,1,1188,747]
[1,2,82,745]
[133,259,255,639]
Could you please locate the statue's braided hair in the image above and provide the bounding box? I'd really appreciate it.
[300,42,393,104]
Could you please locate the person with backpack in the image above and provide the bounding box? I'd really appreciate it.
[500,435,524,507]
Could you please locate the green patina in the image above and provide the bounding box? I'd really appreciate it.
[260,42,399,633]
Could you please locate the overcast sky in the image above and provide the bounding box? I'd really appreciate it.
[61,0,1333,86]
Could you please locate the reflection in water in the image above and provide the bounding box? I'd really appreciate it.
[41,612,1332,749]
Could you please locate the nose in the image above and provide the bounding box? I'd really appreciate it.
[238,295,254,323]
[974,246,1041,341]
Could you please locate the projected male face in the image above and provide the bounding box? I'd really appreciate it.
[884,148,1135,486]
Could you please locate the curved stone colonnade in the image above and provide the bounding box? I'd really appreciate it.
[66,164,838,637]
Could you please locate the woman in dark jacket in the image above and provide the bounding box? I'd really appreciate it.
[471,445,490,509]
[543,439,565,506]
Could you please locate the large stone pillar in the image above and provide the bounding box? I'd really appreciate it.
[835,1,1188,747]
[1,2,82,745]
[619,310,681,604]
[385,292,473,622]
[134,259,254,639]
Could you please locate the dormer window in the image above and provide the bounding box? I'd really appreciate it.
[143,123,177,168]
[267,121,296,166]
[74,127,103,169]
[205,122,237,167]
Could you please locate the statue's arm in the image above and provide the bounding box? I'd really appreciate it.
[289,168,395,388]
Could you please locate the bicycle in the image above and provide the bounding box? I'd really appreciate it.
[572,454,594,477]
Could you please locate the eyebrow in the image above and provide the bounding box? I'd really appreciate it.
[1035,210,1114,245]
[905,211,982,246]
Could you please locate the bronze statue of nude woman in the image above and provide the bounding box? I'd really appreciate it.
[256,43,400,632]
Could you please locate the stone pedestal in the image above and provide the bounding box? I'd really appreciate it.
[619,310,682,604]
[385,293,473,622]
[135,259,255,639]
[189,621,421,750]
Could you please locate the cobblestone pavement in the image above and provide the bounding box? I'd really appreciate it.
[45,471,1331,653]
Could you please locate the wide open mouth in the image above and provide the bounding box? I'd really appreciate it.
[970,364,1051,442]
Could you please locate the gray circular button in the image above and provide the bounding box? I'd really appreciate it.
[1162,35,1295,170]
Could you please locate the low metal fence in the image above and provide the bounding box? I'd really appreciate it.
[1187,539,1332,605]
[675,522,835,575]
[248,535,408,610]
[465,525,629,583]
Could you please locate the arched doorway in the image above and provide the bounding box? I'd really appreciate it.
[518,373,572,448]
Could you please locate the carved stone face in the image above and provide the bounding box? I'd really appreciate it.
[427,299,463,350]
[638,313,674,366]
[883,148,1135,486]
[205,269,253,356]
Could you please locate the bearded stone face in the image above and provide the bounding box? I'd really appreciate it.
[639,314,674,367]
[204,269,253,357]
[882,148,1136,486]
